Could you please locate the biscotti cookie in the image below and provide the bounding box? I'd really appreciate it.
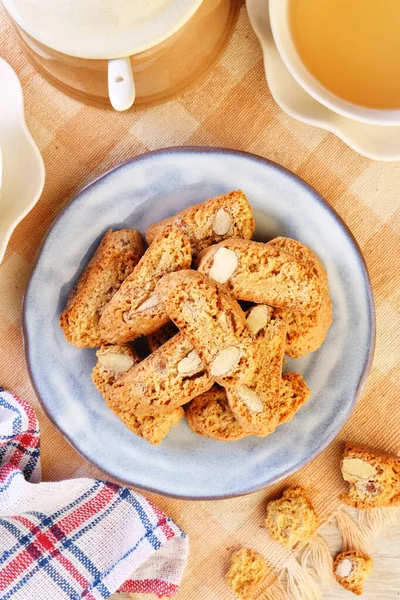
[268,237,332,357]
[156,274,287,436]
[186,385,247,441]
[60,229,144,348]
[106,332,214,416]
[145,190,255,256]
[92,344,183,445]
[186,373,310,441]
[99,227,192,344]
[196,238,322,315]
[340,443,400,509]
[226,548,267,599]
[334,550,373,596]
[147,321,179,352]
[226,305,287,436]
[265,487,319,550]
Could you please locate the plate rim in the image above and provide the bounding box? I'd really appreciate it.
[22,146,376,500]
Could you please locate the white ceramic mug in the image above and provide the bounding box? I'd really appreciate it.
[269,0,400,126]
[2,0,203,111]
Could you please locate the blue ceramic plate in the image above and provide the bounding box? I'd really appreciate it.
[24,147,375,499]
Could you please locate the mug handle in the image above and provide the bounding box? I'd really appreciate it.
[108,57,135,111]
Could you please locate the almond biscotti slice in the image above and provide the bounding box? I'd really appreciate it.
[226,548,267,599]
[186,373,310,441]
[265,487,319,550]
[106,332,214,416]
[155,274,286,436]
[92,344,183,445]
[196,238,322,315]
[226,305,287,436]
[99,227,192,344]
[185,385,247,441]
[334,550,373,596]
[59,229,144,348]
[147,321,179,352]
[340,443,400,509]
[145,190,255,256]
[268,237,332,357]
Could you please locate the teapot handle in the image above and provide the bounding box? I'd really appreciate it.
[108,57,135,111]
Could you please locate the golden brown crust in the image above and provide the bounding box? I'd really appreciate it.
[186,373,310,441]
[106,332,214,416]
[340,443,400,509]
[91,343,183,444]
[99,227,192,344]
[268,237,332,357]
[196,238,322,315]
[147,322,179,352]
[145,190,255,256]
[59,229,144,348]
[265,487,319,550]
[226,548,267,599]
[334,550,373,595]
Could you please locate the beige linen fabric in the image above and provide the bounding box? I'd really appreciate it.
[1,2,400,598]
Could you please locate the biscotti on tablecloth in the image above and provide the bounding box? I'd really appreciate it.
[265,487,319,550]
[145,190,255,255]
[196,238,322,314]
[99,227,192,343]
[60,229,144,348]
[268,237,332,357]
[226,548,267,599]
[340,442,400,509]
[92,344,183,445]
[334,550,373,596]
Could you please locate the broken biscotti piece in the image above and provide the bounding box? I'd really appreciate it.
[147,321,179,353]
[59,229,144,348]
[268,237,332,358]
[265,487,319,550]
[106,332,214,416]
[196,238,322,315]
[226,548,267,599]
[155,273,287,437]
[334,550,373,596]
[92,344,183,445]
[340,443,400,509]
[145,190,255,256]
[99,227,192,344]
[186,373,310,441]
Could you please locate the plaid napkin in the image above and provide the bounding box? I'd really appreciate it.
[0,387,189,599]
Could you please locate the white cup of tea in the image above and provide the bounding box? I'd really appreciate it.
[269,0,400,126]
[2,0,203,111]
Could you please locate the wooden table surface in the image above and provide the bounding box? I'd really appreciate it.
[112,508,400,600]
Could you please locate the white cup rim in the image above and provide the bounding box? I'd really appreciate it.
[269,0,400,127]
[2,0,203,59]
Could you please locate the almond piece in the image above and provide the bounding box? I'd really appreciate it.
[335,558,353,578]
[177,350,203,375]
[237,385,264,413]
[209,247,238,284]
[212,208,232,235]
[136,294,162,312]
[99,352,134,375]
[342,458,377,482]
[210,346,241,376]
[246,305,269,334]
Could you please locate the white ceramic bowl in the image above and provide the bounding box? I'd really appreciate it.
[269,0,400,126]
[0,58,45,264]
[247,0,400,161]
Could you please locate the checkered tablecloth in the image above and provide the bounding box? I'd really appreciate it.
[1,1,400,598]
